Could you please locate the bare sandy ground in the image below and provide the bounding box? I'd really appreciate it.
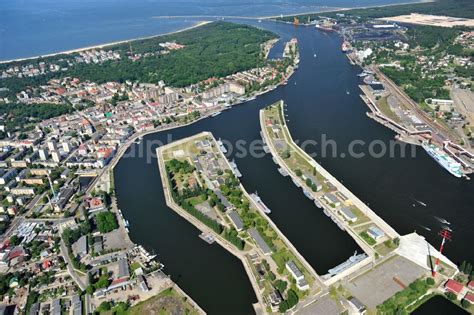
[380,13,474,28]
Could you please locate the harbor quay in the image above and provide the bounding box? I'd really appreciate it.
[259,100,460,312]
[156,131,324,314]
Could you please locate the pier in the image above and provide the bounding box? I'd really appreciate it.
[259,100,457,290]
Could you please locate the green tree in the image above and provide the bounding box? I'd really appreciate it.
[95,212,118,233]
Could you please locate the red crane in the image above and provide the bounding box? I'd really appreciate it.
[432,229,452,277]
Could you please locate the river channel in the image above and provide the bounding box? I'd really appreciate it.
[114,20,474,314]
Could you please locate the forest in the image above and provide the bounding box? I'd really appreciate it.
[0,102,73,132]
[0,22,276,99]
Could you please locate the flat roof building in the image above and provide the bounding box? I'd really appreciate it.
[248,228,272,255]
[367,226,385,241]
[71,295,82,315]
[323,193,340,207]
[286,261,309,290]
[348,296,366,314]
[227,211,244,231]
[340,207,357,223]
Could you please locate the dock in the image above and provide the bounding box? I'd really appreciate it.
[199,232,215,244]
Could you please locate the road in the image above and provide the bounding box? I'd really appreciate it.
[58,225,88,291]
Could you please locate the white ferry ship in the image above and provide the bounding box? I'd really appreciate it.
[422,142,462,178]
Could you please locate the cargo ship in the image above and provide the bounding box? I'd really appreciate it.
[422,142,462,178]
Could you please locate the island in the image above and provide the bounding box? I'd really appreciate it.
[260,100,463,314]
[156,131,320,313]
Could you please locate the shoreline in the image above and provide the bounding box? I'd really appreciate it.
[265,0,433,20]
[0,21,211,64]
[1,0,432,64]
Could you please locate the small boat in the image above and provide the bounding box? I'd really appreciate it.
[303,189,314,200]
[346,90,350,95]
[278,167,289,177]
[250,193,271,214]
[314,200,322,208]
[292,178,301,187]
[313,53,317,58]
[211,111,222,117]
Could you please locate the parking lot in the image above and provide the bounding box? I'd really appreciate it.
[343,255,427,309]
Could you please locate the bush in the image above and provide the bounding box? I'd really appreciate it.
[426,277,435,286]
[445,292,457,301]
[461,299,471,308]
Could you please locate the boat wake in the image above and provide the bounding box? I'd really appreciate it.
[434,216,451,225]
[420,225,431,231]
[414,199,427,207]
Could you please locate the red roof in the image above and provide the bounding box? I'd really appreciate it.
[111,277,127,285]
[445,279,463,295]
[8,248,24,260]
[465,293,474,303]
[42,259,51,269]
[468,280,474,290]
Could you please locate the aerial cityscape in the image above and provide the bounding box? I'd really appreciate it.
[0,0,473,314]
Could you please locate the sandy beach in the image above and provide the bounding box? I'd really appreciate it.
[0,21,211,65]
[265,0,433,19]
